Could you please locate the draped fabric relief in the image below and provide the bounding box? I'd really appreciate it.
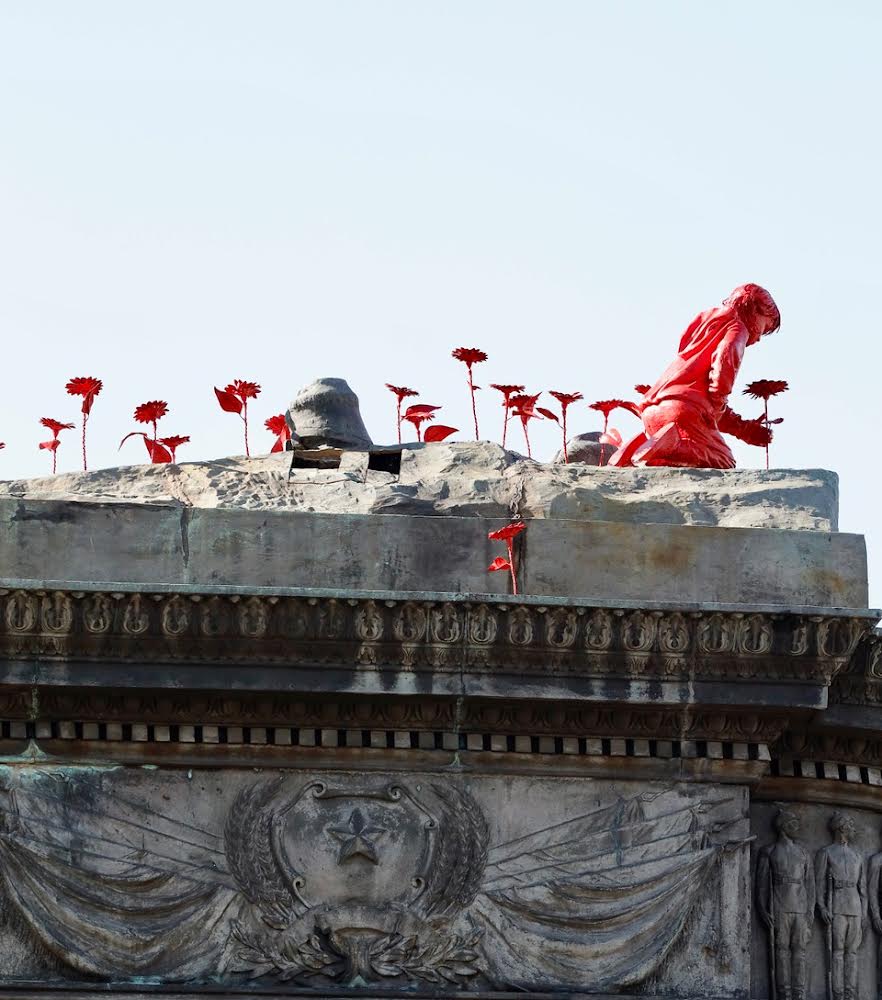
[0,769,745,991]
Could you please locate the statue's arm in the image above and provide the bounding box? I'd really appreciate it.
[707,322,747,406]
[805,851,816,919]
[859,856,868,922]
[869,856,882,932]
[815,849,831,924]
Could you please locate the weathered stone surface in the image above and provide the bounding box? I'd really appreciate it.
[287,377,372,449]
[0,499,867,608]
[0,442,839,531]
[0,429,878,1000]
[0,765,750,996]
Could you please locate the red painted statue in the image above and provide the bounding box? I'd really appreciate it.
[609,284,781,469]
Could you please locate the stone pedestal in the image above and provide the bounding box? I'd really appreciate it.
[0,461,877,1000]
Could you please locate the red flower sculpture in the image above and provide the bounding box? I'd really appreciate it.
[509,393,543,459]
[214,379,261,457]
[452,347,488,441]
[265,414,291,453]
[743,379,789,469]
[490,384,525,449]
[385,384,419,444]
[133,400,169,440]
[121,399,175,463]
[403,403,440,442]
[589,398,629,464]
[487,520,526,595]
[65,376,103,471]
[159,435,190,462]
[39,417,75,474]
[549,391,584,463]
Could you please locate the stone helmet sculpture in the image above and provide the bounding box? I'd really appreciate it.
[286,378,373,450]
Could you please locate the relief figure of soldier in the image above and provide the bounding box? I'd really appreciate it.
[815,812,867,1000]
[756,809,815,1000]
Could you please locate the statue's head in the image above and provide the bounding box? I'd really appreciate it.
[774,809,800,837]
[829,811,856,840]
[724,284,781,344]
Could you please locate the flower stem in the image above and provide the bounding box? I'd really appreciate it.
[600,416,608,465]
[562,406,569,464]
[396,400,402,444]
[243,401,250,458]
[521,417,532,459]
[468,366,479,440]
[764,400,769,470]
[81,414,88,471]
[501,403,509,449]
[507,538,518,595]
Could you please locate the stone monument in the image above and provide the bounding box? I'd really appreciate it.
[0,373,878,1000]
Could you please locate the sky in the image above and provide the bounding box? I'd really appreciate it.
[1,1,880,606]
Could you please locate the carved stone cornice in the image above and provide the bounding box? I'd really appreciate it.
[829,629,882,707]
[0,588,870,699]
[0,686,785,744]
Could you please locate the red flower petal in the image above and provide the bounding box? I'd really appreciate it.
[133,400,169,425]
[214,386,243,414]
[404,403,442,419]
[490,383,526,403]
[39,440,60,452]
[487,557,512,573]
[385,384,419,400]
[264,414,289,436]
[65,376,103,415]
[537,407,559,423]
[225,379,261,400]
[423,424,458,442]
[549,390,583,408]
[488,521,526,541]
[40,417,75,436]
[589,399,628,417]
[452,347,488,366]
[634,384,651,395]
[158,435,190,450]
[743,379,789,400]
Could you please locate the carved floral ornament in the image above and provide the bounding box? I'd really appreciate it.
[0,589,869,682]
[0,770,746,990]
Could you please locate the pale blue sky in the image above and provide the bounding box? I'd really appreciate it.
[1,2,879,605]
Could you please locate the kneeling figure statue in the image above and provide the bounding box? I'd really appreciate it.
[610,283,780,469]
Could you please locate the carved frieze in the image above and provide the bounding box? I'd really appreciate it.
[0,768,748,993]
[0,588,868,688]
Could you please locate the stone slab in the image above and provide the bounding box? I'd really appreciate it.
[0,444,839,531]
[0,764,750,997]
[0,498,868,608]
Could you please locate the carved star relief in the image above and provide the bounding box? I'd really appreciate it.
[329,808,385,865]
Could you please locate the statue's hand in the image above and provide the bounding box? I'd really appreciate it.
[739,418,772,448]
[717,407,772,446]
[819,906,832,926]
